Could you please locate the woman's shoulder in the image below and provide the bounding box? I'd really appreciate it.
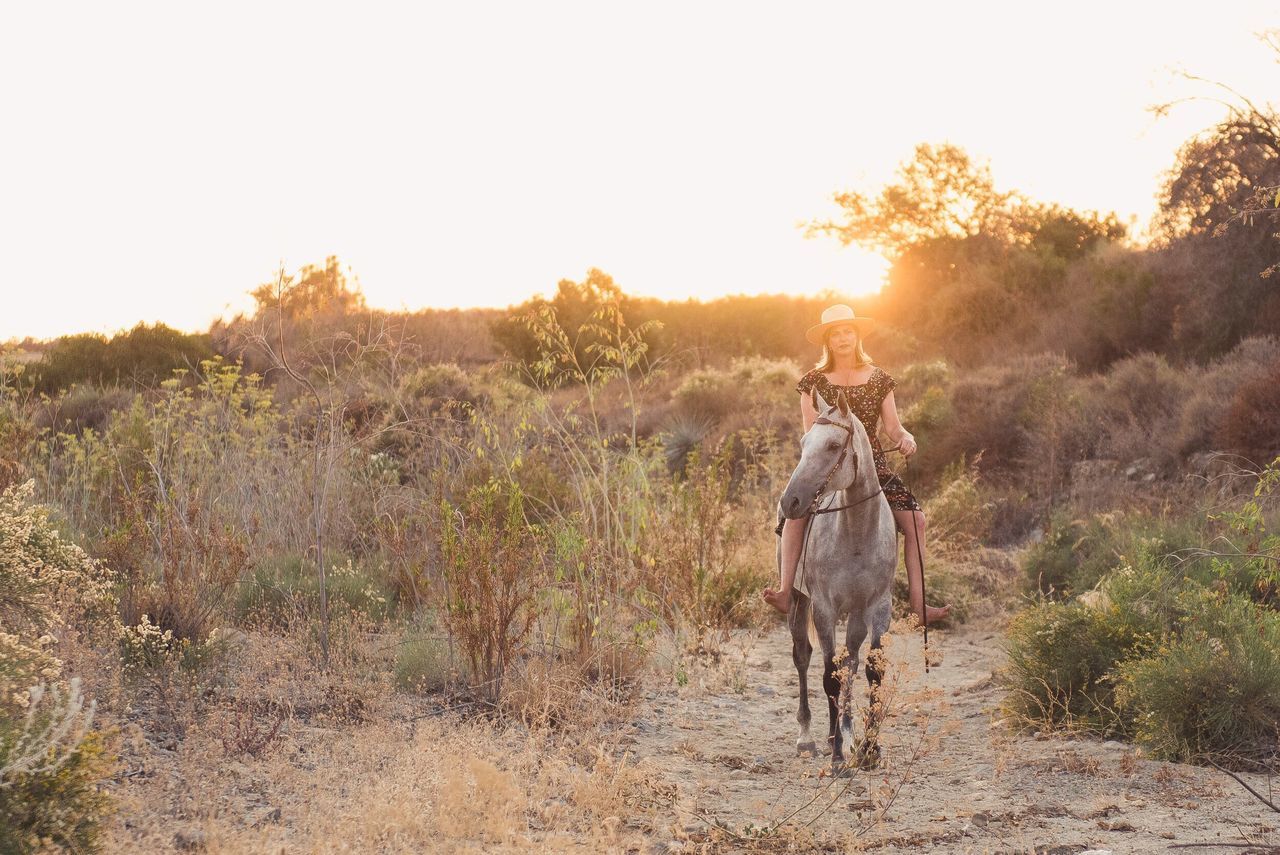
[795,368,825,393]
[875,365,897,394]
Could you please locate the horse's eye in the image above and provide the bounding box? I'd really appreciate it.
[827,441,842,452]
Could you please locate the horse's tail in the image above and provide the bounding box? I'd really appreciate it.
[792,591,818,647]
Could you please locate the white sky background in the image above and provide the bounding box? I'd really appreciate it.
[0,1,1276,341]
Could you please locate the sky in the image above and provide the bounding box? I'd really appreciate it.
[1,1,1276,342]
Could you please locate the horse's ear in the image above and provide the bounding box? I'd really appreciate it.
[812,388,831,413]
[836,390,850,417]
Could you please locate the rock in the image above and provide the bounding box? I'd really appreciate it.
[248,806,281,827]
[970,812,989,827]
[1078,588,1112,611]
[174,829,207,851]
[211,627,249,647]
[755,686,776,697]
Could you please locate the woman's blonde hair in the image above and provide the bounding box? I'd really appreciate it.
[814,327,874,372]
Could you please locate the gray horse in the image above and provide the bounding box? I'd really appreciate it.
[776,388,898,770]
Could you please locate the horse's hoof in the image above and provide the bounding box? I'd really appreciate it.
[796,741,818,757]
[830,759,854,777]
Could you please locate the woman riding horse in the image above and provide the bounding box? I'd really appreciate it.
[762,303,952,626]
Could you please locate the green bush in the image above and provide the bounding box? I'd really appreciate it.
[1004,459,1280,762]
[399,363,488,416]
[235,555,393,628]
[1116,590,1280,766]
[670,356,796,426]
[1022,511,1204,598]
[0,724,113,854]
[924,457,992,546]
[31,323,214,394]
[897,359,951,396]
[393,625,466,693]
[0,480,116,850]
[1000,593,1159,734]
[1003,560,1182,737]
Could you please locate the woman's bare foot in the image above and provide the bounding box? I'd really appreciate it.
[762,587,792,614]
[917,603,951,625]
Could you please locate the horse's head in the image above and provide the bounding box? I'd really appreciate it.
[780,389,873,519]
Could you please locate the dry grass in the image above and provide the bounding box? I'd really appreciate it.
[103,628,666,853]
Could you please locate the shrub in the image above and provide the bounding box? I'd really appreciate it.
[1021,511,1113,597]
[439,480,547,700]
[0,718,112,854]
[1003,458,1280,756]
[1022,510,1204,598]
[669,356,796,427]
[399,363,488,417]
[1115,590,1280,767]
[235,555,393,629]
[1000,597,1156,734]
[1097,352,1188,463]
[394,626,462,694]
[897,359,951,395]
[924,456,993,546]
[34,384,136,436]
[1216,363,1280,468]
[636,444,761,632]
[0,480,115,849]
[918,352,1095,493]
[1171,336,1280,458]
[31,323,214,394]
[0,480,116,637]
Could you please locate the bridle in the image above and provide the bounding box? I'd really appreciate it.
[803,413,884,517]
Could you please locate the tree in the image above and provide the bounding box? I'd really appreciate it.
[491,269,663,385]
[249,255,367,320]
[808,143,1126,365]
[1146,29,1280,361]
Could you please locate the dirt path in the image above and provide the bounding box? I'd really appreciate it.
[625,620,1279,853]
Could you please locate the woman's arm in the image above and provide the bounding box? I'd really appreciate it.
[880,390,917,456]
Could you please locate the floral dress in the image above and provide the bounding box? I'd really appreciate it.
[794,365,922,514]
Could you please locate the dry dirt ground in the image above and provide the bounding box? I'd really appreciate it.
[625,619,1280,853]
[103,617,1280,853]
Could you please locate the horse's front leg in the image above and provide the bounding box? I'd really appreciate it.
[812,608,843,767]
[789,592,815,755]
[856,596,893,770]
[843,615,869,768]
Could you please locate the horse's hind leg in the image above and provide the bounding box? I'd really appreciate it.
[857,595,893,770]
[789,592,816,755]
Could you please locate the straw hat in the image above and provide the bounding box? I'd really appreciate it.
[804,304,875,345]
